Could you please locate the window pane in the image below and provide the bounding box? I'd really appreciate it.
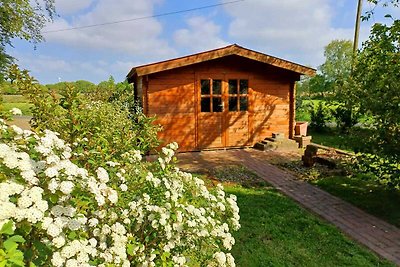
[213,80,222,95]
[201,79,210,95]
[240,80,248,94]
[213,97,223,112]
[229,79,238,94]
[201,97,211,112]
[229,97,238,111]
[240,96,248,111]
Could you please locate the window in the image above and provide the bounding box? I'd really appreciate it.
[228,79,248,112]
[200,79,223,113]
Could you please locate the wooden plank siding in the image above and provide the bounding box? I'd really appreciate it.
[141,55,302,152]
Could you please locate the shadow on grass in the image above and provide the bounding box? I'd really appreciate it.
[226,186,394,267]
[312,175,400,228]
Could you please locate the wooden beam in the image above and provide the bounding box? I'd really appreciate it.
[128,44,316,79]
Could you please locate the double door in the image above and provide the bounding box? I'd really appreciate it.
[197,77,250,149]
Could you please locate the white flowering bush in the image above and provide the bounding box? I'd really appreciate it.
[9,108,22,116]
[0,120,240,266]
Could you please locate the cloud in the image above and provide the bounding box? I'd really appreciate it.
[55,0,94,16]
[10,50,141,83]
[173,16,228,52]
[224,0,355,67]
[43,0,176,60]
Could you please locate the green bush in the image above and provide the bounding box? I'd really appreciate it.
[309,102,330,132]
[9,65,160,167]
[353,153,400,189]
[331,103,360,133]
[1,65,241,266]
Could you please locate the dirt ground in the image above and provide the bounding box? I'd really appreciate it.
[6,116,32,130]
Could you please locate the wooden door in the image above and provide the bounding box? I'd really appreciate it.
[197,77,250,149]
[225,78,249,147]
[197,78,225,148]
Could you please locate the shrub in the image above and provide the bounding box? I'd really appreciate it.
[0,122,240,266]
[8,65,160,162]
[2,65,241,266]
[331,104,360,133]
[352,153,400,189]
[309,102,330,132]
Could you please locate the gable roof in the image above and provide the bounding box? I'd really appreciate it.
[127,44,316,80]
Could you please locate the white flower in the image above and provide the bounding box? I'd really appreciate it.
[17,196,32,209]
[10,108,22,116]
[53,236,66,248]
[213,252,227,265]
[48,178,59,193]
[51,252,64,267]
[119,184,128,191]
[51,205,64,217]
[67,219,81,231]
[47,223,62,237]
[88,238,97,247]
[45,167,59,178]
[226,253,236,267]
[106,161,120,167]
[108,189,118,203]
[10,125,23,135]
[60,181,74,195]
[96,167,109,183]
[88,218,99,227]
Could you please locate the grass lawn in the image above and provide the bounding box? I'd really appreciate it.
[311,175,400,228]
[201,167,393,266]
[308,127,375,153]
[1,94,33,115]
[2,102,33,115]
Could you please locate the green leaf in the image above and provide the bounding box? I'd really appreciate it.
[0,221,14,235]
[3,240,18,251]
[68,231,77,240]
[49,194,59,204]
[6,235,25,243]
[126,244,134,256]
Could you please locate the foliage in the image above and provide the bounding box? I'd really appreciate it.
[352,20,400,157]
[320,40,353,85]
[0,121,240,266]
[298,40,353,100]
[0,0,56,81]
[8,65,160,160]
[364,0,400,20]
[0,81,18,95]
[297,74,331,98]
[352,153,400,189]
[0,221,25,266]
[331,102,360,133]
[46,80,96,95]
[309,102,330,132]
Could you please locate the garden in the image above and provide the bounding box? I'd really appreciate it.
[1,0,400,266]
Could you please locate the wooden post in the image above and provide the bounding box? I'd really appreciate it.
[289,81,296,139]
[353,0,363,53]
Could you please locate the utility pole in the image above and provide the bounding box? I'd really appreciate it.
[353,0,363,53]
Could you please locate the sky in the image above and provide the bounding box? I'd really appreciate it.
[7,0,399,84]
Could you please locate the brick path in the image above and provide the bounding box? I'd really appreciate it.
[176,149,400,265]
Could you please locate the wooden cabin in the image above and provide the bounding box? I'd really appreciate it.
[127,44,315,152]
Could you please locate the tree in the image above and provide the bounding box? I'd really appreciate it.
[0,0,56,80]
[352,20,400,157]
[297,40,353,99]
[320,40,353,87]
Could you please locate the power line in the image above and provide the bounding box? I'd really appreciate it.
[43,0,245,34]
